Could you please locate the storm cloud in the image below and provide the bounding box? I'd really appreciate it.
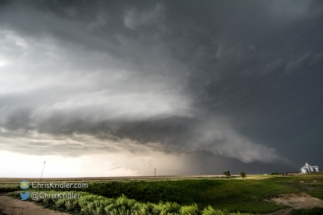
[0,0,322,175]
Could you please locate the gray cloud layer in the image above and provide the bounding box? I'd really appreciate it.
[0,0,322,173]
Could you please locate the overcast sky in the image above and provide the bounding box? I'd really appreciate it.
[0,0,322,178]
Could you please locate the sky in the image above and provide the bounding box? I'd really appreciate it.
[0,0,322,178]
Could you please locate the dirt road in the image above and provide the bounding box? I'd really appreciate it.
[270,192,323,209]
[0,194,70,215]
[260,192,323,215]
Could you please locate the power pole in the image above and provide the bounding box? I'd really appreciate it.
[40,161,46,181]
[154,168,156,179]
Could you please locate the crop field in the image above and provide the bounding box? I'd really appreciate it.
[1,174,323,215]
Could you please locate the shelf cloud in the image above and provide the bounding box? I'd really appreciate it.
[0,0,322,176]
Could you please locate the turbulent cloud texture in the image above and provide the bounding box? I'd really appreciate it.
[0,0,322,176]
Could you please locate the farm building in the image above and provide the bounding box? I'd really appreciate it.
[301,163,320,174]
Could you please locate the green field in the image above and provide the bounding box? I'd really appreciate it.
[1,174,323,214]
[83,174,323,213]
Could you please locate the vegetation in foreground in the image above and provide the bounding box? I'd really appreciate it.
[83,178,293,213]
[83,174,323,213]
[10,191,250,215]
[1,174,323,214]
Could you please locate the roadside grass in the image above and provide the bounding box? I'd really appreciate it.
[2,174,323,214]
[0,182,19,193]
[85,177,298,213]
[85,175,323,213]
[9,191,251,215]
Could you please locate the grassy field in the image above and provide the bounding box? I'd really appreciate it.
[8,191,251,215]
[1,174,323,214]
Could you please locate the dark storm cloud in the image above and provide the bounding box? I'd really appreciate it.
[0,0,322,172]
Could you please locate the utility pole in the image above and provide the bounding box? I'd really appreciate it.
[40,161,46,181]
[154,168,156,179]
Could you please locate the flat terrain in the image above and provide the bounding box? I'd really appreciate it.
[0,174,269,181]
[0,174,322,215]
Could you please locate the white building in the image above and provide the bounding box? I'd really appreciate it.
[301,163,320,174]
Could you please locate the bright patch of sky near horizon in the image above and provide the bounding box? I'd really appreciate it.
[0,150,196,178]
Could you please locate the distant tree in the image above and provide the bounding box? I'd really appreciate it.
[240,172,246,178]
[223,171,231,178]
